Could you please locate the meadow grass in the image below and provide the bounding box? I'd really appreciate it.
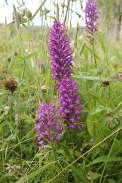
[0,0,122,183]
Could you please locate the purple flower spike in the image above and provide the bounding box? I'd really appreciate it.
[59,77,82,130]
[85,0,100,34]
[35,103,63,149]
[49,20,73,84]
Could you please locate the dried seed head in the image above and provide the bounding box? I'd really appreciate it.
[3,77,17,93]
[102,81,109,87]
[12,11,23,23]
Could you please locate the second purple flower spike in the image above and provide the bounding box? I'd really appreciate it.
[58,77,82,130]
[85,0,100,34]
[36,103,63,149]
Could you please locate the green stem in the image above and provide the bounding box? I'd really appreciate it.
[92,41,97,68]
[99,133,118,183]
[74,24,79,48]
[21,60,26,79]
[30,0,47,21]
[64,0,70,24]
[51,143,57,162]
[1,123,5,171]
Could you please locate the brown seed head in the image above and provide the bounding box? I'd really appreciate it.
[3,77,17,93]
[12,11,23,23]
[102,81,109,87]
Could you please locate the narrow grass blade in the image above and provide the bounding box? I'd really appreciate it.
[72,75,118,82]
[16,162,54,183]
[65,162,90,183]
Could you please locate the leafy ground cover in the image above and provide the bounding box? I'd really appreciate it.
[0,0,122,183]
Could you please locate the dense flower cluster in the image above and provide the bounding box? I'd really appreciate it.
[49,20,73,84]
[35,20,83,148]
[36,104,63,148]
[59,77,82,130]
[85,0,100,34]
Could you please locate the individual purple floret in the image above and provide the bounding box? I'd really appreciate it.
[85,0,100,34]
[37,60,45,68]
[49,20,73,84]
[58,77,82,130]
[117,72,122,81]
[35,103,63,149]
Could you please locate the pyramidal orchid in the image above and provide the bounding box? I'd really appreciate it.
[85,0,100,35]
[58,77,82,130]
[49,20,73,85]
[35,103,63,149]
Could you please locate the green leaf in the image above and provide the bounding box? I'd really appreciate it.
[86,45,101,60]
[89,106,105,115]
[97,31,105,52]
[61,144,73,161]
[95,122,111,134]
[17,79,26,86]
[79,42,86,55]
[47,16,56,20]
[88,171,101,180]
[16,55,25,61]
[13,4,20,30]
[13,106,27,114]
[107,179,116,183]
[21,17,28,23]
[34,151,49,159]
[22,23,27,29]
[65,162,90,183]
[0,92,8,95]
[4,106,10,115]
[25,53,35,59]
[109,101,122,116]
[8,94,17,105]
[72,75,118,82]
[87,115,95,137]
[15,162,54,183]
[86,156,122,167]
[22,32,32,40]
